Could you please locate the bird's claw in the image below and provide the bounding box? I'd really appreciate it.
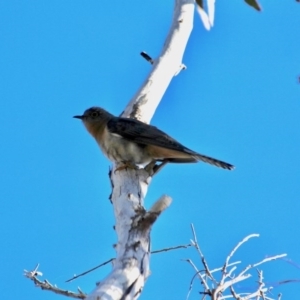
[145,160,168,176]
[114,161,138,173]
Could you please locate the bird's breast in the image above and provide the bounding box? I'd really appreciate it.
[97,128,152,167]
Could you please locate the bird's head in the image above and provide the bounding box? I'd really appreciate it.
[74,107,113,137]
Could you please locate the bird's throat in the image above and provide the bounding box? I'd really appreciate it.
[84,121,106,140]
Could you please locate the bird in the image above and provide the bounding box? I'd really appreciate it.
[74,107,234,171]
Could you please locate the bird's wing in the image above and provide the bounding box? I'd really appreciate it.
[107,117,193,153]
[107,117,234,170]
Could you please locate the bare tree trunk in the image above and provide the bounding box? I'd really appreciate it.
[86,1,195,299]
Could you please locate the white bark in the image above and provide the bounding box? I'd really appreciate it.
[86,1,195,299]
[123,0,194,123]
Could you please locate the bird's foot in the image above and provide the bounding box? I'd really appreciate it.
[153,160,168,175]
[145,160,169,176]
[114,161,138,173]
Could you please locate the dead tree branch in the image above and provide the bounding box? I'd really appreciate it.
[185,226,287,300]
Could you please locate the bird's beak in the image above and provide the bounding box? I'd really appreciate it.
[73,115,84,119]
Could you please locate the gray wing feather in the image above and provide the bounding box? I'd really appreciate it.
[107,117,191,152]
[107,117,234,170]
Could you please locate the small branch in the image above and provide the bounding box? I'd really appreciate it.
[237,253,287,280]
[152,243,191,254]
[195,0,216,30]
[223,234,259,273]
[66,258,114,283]
[277,278,300,285]
[214,273,252,298]
[24,265,86,299]
[137,195,172,229]
[210,261,241,274]
[230,285,241,300]
[216,252,287,298]
[190,223,216,283]
[282,257,300,270]
[253,254,287,268]
[140,51,154,64]
[183,258,210,292]
[186,228,291,300]
[174,63,187,76]
[186,269,208,300]
[66,242,190,284]
[148,195,172,215]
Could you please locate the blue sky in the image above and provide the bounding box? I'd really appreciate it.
[1,0,300,299]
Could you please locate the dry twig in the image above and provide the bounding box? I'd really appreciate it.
[24,264,86,299]
[186,226,288,300]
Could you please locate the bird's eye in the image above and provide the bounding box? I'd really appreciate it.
[91,111,99,118]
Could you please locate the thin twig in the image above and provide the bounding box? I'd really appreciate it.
[183,258,210,291]
[214,273,252,298]
[277,278,300,285]
[278,293,282,300]
[66,243,190,282]
[186,229,291,300]
[230,285,241,300]
[281,257,300,270]
[236,253,287,281]
[223,234,259,276]
[24,265,86,299]
[210,261,241,274]
[152,243,192,254]
[190,223,216,283]
[253,254,287,268]
[66,258,114,283]
[186,269,206,300]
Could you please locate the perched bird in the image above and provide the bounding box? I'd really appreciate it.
[74,107,234,171]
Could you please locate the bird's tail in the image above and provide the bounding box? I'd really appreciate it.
[192,153,234,170]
